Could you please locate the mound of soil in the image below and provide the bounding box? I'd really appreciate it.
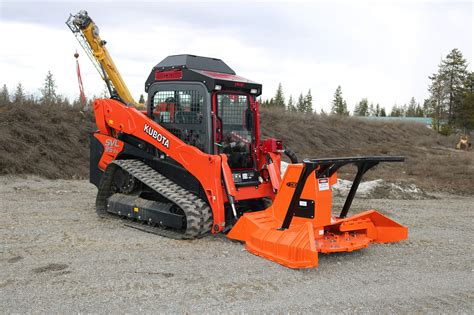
[0,102,472,194]
[0,102,95,179]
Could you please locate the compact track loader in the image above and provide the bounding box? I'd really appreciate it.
[68,11,408,268]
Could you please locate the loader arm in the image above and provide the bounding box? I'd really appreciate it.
[93,98,229,231]
[66,11,140,108]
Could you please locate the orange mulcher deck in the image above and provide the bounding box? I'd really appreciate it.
[227,157,408,269]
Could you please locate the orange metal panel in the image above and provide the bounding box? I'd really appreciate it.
[228,163,408,269]
[93,99,227,232]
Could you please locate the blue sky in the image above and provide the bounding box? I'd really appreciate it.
[0,0,472,112]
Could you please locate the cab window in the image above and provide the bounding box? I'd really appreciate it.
[152,90,204,124]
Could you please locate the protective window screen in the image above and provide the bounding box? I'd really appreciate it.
[217,94,253,170]
[152,89,206,152]
[152,90,203,124]
[217,94,251,142]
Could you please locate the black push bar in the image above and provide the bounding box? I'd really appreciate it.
[280,156,404,230]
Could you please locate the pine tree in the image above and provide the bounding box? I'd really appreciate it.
[422,99,431,117]
[457,71,474,131]
[354,98,369,116]
[390,105,402,117]
[342,100,348,115]
[406,97,417,117]
[261,98,275,108]
[41,71,57,104]
[428,48,468,128]
[375,104,381,117]
[441,49,468,125]
[287,95,296,112]
[268,98,275,108]
[296,93,305,112]
[72,97,83,109]
[458,94,474,131]
[465,71,474,93]
[303,89,313,113]
[415,104,424,117]
[428,72,447,131]
[59,96,71,107]
[380,107,387,117]
[331,86,348,115]
[0,84,9,104]
[401,104,407,117]
[369,103,375,116]
[139,94,145,104]
[14,83,25,103]
[274,83,285,108]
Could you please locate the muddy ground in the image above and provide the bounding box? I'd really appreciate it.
[1,176,473,313]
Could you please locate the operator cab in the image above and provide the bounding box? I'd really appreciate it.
[145,54,262,186]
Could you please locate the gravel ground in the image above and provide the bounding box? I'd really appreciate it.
[1,176,473,313]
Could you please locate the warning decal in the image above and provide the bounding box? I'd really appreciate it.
[318,178,330,191]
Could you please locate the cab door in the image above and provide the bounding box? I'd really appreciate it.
[147,82,213,154]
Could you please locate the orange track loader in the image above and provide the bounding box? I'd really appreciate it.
[68,11,408,268]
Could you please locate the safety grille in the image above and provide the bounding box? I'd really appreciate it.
[217,94,251,143]
[152,90,206,151]
[153,90,203,124]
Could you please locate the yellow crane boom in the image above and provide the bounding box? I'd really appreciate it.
[66,10,140,107]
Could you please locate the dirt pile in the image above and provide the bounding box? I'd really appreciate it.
[0,102,95,179]
[261,108,473,195]
[0,102,472,194]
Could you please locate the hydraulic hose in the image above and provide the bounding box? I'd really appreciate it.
[284,147,298,164]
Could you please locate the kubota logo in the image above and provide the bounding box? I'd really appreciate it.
[144,124,170,148]
[286,182,298,188]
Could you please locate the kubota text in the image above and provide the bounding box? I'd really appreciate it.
[144,124,170,148]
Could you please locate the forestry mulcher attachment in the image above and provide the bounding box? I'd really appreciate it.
[68,10,408,268]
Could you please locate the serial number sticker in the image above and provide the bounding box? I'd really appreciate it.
[299,200,307,207]
[318,178,330,191]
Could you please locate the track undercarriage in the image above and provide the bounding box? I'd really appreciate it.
[96,159,212,239]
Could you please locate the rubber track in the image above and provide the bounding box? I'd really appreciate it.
[96,159,213,240]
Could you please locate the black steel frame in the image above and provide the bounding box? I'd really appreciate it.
[280,156,404,230]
